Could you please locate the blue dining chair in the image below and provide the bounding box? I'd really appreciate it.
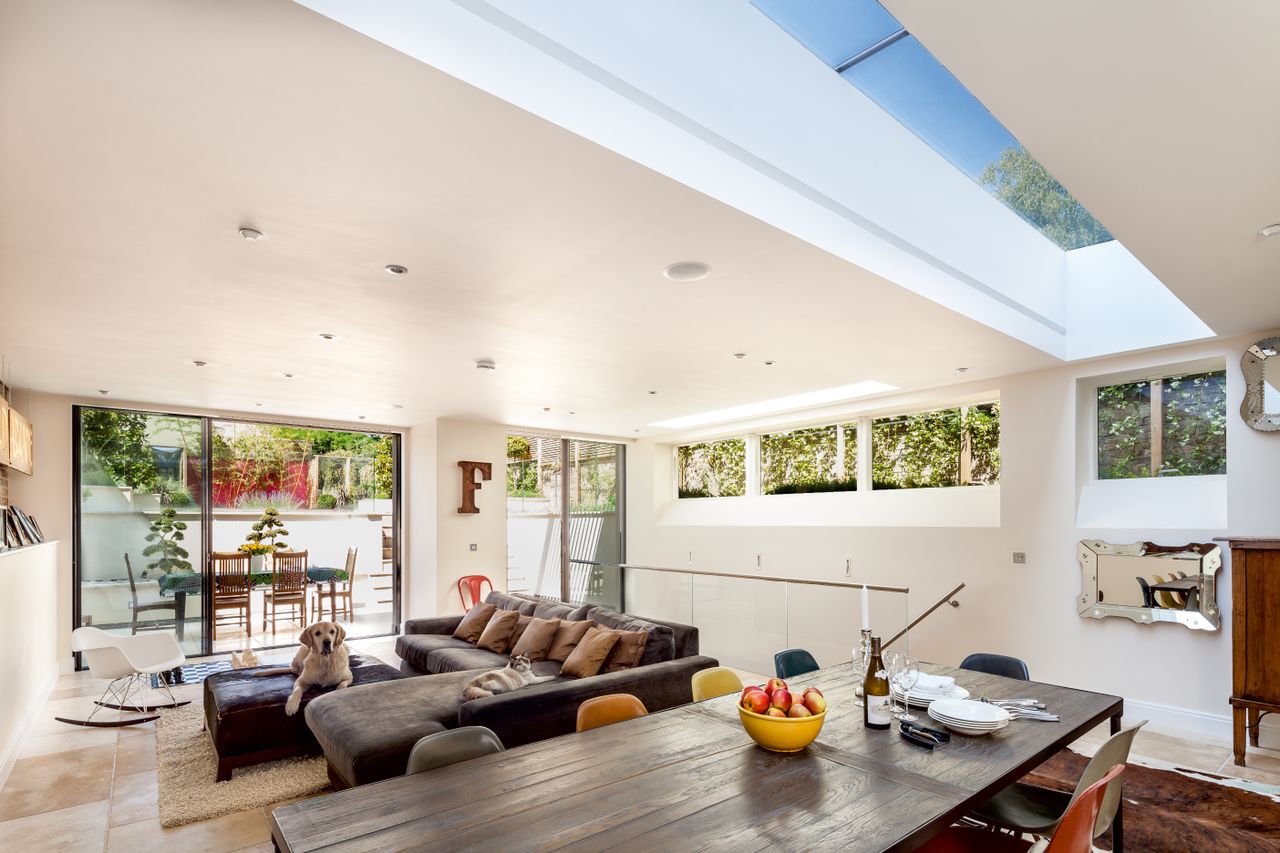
[959,652,1030,681]
[774,648,820,680]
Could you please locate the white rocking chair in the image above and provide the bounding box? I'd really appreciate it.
[56,627,190,727]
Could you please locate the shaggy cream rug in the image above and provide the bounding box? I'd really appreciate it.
[155,703,330,828]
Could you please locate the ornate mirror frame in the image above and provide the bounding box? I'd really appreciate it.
[1242,336,1280,431]
[1078,540,1222,631]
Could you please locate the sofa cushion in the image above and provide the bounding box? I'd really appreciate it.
[484,590,537,615]
[547,619,596,662]
[560,626,619,678]
[395,633,475,674]
[476,609,520,654]
[305,668,481,788]
[511,617,560,661]
[590,610,676,667]
[426,646,511,674]
[602,628,648,672]
[531,599,579,621]
[453,602,497,643]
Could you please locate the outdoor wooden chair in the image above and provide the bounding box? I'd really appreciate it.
[211,551,252,640]
[312,547,358,622]
[264,550,309,633]
[124,554,179,636]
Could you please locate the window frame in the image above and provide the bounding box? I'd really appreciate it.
[672,397,1000,499]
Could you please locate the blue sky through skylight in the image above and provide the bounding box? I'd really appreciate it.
[752,0,1113,251]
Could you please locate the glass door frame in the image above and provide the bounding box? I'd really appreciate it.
[72,404,403,666]
[559,438,626,604]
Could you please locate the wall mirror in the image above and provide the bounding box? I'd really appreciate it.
[1242,336,1280,431]
[1078,540,1222,631]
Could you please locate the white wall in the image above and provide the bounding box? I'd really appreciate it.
[0,542,59,790]
[432,418,508,615]
[404,419,438,619]
[628,333,1278,740]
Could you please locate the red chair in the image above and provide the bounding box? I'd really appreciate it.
[916,764,1124,853]
[457,575,494,611]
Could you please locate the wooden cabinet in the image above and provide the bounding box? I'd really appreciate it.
[1221,537,1280,766]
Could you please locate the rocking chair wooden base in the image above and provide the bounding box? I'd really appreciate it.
[54,714,160,728]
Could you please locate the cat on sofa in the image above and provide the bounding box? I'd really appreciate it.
[461,654,555,701]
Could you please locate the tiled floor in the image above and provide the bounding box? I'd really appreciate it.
[0,635,401,853]
[5,650,1280,853]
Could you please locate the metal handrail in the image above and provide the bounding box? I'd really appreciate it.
[617,563,908,595]
[884,582,966,649]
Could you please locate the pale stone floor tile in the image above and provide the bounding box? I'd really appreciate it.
[0,743,116,822]
[1218,747,1280,784]
[109,770,159,827]
[19,727,118,759]
[106,808,271,853]
[0,799,109,853]
[114,730,157,775]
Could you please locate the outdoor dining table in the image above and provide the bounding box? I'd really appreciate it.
[269,662,1125,852]
[158,567,347,631]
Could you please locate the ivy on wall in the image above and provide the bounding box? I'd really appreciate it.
[871,403,999,489]
[1097,370,1225,479]
[760,424,857,494]
[677,438,746,498]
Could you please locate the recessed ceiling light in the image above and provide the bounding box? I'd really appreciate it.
[255,403,263,407]
[381,403,404,410]
[98,389,110,396]
[569,411,576,415]
[543,407,551,412]
[385,264,408,275]
[191,360,208,367]
[476,358,497,371]
[317,332,339,341]
[955,367,969,373]
[239,227,263,241]
[358,415,366,420]
[280,372,296,379]
[733,352,747,359]
[648,390,657,395]
[649,380,898,430]
[764,360,775,366]
[1261,224,1280,237]
[663,261,710,282]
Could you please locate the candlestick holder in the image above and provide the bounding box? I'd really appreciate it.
[852,628,874,700]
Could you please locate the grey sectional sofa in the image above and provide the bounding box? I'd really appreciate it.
[304,591,717,788]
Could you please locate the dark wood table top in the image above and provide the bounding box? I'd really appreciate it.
[270,663,1122,853]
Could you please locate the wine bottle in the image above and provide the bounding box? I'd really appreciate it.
[863,636,891,730]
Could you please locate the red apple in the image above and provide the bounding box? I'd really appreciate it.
[766,707,788,718]
[802,686,824,698]
[741,690,770,714]
[788,703,812,718]
[803,692,827,715]
[765,677,789,693]
[770,689,792,711]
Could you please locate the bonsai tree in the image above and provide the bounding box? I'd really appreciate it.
[143,507,192,577]
[239,506,290,557]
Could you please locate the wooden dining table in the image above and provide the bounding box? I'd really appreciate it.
[269,663,1123,852]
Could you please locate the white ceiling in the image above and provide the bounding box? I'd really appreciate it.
[0,0,1059,437]
[885,0,1280,339]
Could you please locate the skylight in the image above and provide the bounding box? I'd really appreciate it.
[649,381,898,430]
[752,0,1114,252]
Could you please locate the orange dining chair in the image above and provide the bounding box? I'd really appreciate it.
[915,764,1124,853]
[457,575,494,611]
[575,694,648,733]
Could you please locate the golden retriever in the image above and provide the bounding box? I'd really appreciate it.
[254,621,353,716]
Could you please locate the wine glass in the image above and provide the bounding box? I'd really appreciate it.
[883,650,903,718]
[895,656,920,721]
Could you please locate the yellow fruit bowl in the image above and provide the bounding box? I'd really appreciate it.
[738,705,827,753]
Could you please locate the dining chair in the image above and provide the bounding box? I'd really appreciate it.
[916,764,1124,853]
[263,550,309,634]
[576,694,648,732]
[958,652,1030,680]
[405,726,504,776]
[967,721,1145,841]
[692,667,744,702]
[211,551,252,640]
[124,554,179,635]
[457,575,494,611]
[774,648,820,680]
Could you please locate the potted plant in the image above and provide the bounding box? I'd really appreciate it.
[143,506,192,578]
[238,506,290,573]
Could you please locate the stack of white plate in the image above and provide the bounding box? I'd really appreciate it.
[927,698,1011,736]
[891,673,969,708]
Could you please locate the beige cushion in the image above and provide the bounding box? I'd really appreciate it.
[547,619,597,663]
[509,614,533,648]
[510,617,561,662]
[602,628,649,672]
[560,626,621,678]
[452,602,497,644]
[476,609,520,654]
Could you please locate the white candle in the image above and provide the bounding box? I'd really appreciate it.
[861,584,870,630]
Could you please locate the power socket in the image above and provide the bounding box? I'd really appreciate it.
[469,543,478,552]
[1012,552,1026,564]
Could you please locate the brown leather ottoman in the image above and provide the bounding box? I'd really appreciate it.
[203,653,406,781]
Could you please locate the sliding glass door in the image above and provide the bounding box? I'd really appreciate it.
[73,406,401,662]
[76,408,208,656]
